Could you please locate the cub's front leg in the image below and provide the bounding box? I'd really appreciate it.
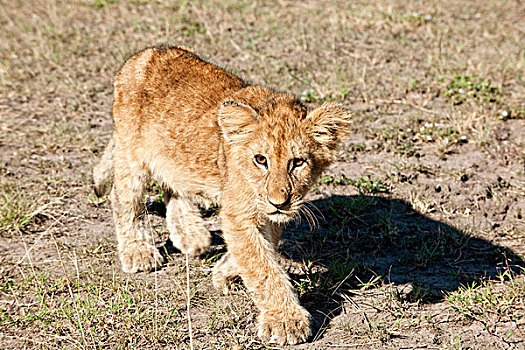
[218,212,311,345]
[212,223,280,293]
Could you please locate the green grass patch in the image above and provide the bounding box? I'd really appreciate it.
[349,175,389,194]
[443,74,502,105]
[1,269,188,346]
[318,175,389,194]
[0,184,43,235]
[446,268,525,323]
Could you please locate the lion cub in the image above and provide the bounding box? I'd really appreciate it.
[93,45,350,345]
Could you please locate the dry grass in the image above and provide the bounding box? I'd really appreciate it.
[1,0,524,349]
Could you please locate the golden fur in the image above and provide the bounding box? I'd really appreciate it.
[93,45,350,345]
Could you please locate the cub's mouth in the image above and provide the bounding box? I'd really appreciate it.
[266,207,299,223]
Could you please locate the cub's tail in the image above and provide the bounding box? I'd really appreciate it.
[93,136,115,197]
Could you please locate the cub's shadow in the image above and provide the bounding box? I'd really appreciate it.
[153,194,524,338]
[280,194,524,332]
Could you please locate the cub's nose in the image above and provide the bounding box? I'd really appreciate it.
[268,194,291,210]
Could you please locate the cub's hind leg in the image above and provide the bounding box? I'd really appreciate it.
[164,194,211,256]
[212,252,240,294]
[112,151,163,273]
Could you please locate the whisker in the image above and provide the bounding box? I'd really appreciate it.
[303,205,318,230]
[302,201,320,230]
[301,206,315,231]
[294,200,313,230]
[293,210,302,227]
[304,200,324,221]
[298,205,316,231]
[297,207,310,230]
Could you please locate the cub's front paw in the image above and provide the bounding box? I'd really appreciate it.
[119,240,164,273]
[257,306,312,345]
[170,224,211,256]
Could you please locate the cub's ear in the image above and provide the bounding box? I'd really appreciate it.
[306,103,351,148]
[218,100,258,144]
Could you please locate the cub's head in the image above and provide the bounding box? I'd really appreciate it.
[218,92,350,223]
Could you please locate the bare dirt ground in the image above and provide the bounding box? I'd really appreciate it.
[1,0,524,349]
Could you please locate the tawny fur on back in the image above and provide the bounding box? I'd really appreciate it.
[93,45,350,345]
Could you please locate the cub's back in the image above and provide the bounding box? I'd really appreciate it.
[113,45,246,134]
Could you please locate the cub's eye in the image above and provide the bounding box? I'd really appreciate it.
[292,158,307,169]
[293,158,305,167]
[254,154,268,169]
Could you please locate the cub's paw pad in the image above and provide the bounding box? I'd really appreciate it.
[119,241,164,273]
[257,308,312,345]
[170,225,211,256]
